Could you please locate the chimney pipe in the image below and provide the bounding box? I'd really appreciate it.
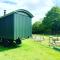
[4,10,6,16]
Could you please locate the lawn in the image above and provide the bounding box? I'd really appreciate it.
[0,35,60,60]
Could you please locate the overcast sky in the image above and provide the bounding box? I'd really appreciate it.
[0,0,58,23]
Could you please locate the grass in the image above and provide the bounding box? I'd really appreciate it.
[0,35,60,60]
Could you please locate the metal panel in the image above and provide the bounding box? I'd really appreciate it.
[0,14,14,39]
[14,12,32,40]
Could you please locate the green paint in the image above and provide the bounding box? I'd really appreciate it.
[0,9,33,40]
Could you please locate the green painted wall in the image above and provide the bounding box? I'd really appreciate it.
[0,14,14,39]
[14,12,32,40]
[0,9,32,40]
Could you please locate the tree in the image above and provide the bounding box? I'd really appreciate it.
[42,7,60,34]
[32,21,41,34]
[32,21,45,34]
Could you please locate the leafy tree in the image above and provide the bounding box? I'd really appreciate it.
[42,7,60,34]
[32,21,41,34]
[32,7,60,34]
[32,21,45,34]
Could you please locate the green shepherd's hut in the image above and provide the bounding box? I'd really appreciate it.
[0,9,33,46]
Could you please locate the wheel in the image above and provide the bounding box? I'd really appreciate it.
[15,38,21,44]
[2,39,10,47]
[2,39,13,47]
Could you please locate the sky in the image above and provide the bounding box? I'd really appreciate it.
[54,0,60,7]
[0,0,58,23]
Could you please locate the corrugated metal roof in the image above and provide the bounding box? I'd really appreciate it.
[15,9,33,18]
[0,9,33,19]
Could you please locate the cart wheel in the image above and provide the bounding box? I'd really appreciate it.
[16,38,21,44]
[2,39,10,47]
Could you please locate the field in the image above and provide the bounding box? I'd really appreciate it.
[0,35,60,60]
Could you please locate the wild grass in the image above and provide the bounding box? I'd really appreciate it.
[0,35,60,60]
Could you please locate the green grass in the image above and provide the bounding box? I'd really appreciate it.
[0,36,60,60]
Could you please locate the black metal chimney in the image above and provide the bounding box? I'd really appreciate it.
[4,10,6,16]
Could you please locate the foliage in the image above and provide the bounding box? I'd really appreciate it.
[42,7,60,34]
[32,21,45,34]
[32,7,60,34]
[32,21,41,34]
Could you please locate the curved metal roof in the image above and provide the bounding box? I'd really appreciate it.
[0,9,33,19]
[15,9,33,18]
